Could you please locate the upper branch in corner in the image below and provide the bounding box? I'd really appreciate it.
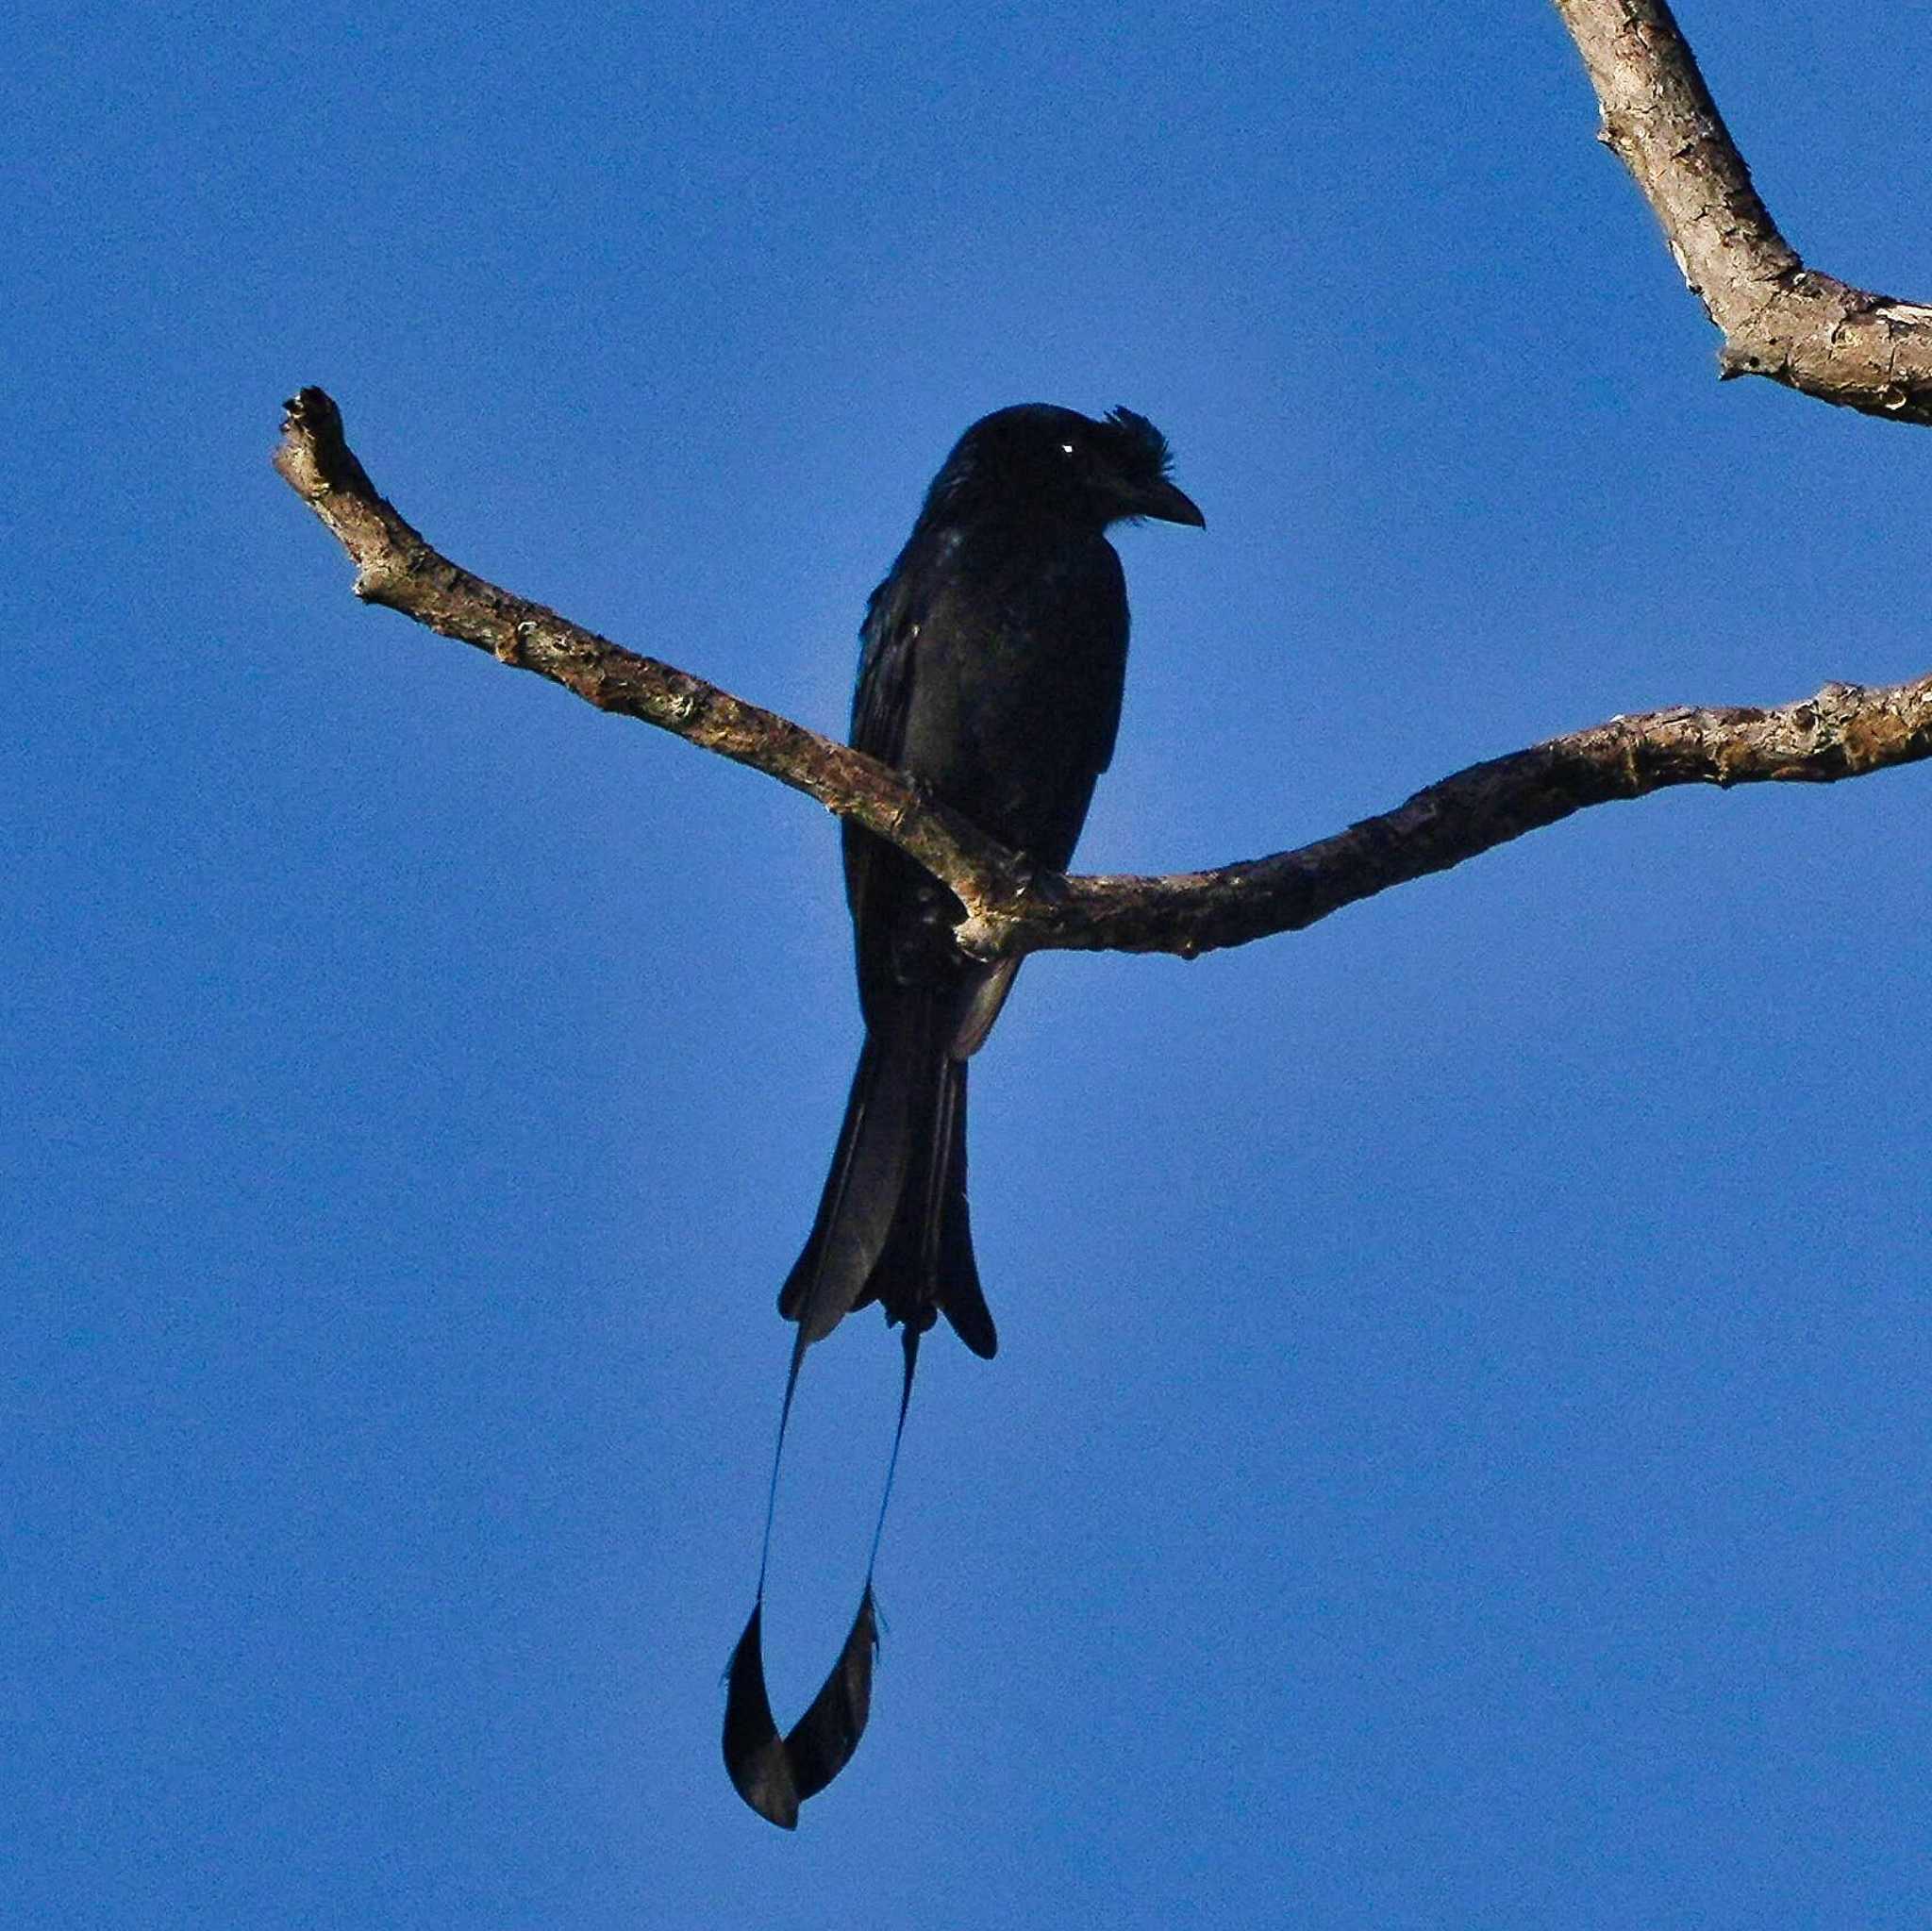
[275,389,1932,962]
[1551,0,1932,424]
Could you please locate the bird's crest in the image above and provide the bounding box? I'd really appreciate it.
[1103,406,1176,479]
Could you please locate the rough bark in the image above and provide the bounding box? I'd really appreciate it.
[1551,0,1932,424]
[275,388,1932,963]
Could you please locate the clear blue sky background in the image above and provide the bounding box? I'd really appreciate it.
[7,4,1930,1925]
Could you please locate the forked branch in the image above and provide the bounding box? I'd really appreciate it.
[1551,0,1932,423]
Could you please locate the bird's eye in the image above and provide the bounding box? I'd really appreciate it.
[1059,442,1075,457]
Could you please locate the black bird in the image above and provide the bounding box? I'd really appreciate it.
[724,404,1203,1827]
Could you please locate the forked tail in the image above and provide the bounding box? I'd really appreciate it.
[724,1006,997,1824]
[777,1007,996,1359]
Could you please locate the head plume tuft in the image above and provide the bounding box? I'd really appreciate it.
[1104,407,1175,478]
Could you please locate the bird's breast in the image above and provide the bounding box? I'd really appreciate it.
[894,537,1128,865]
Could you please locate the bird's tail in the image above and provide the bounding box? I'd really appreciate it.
[723,1323,914,1827]
[722,1009,996,1826]
[777,1004,997,1359]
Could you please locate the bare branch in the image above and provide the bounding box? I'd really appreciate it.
[273,388,1034,922]
[276,389,1932,963]
[1552,0,1932,424]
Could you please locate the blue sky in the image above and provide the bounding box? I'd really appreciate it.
[7,3,1931,1924]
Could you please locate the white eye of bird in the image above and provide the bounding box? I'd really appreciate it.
[1059,442,1075,456]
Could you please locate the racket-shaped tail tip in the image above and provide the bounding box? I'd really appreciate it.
[723,1603,801,1829]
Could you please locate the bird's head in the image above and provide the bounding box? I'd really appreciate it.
[922,404,1205,535]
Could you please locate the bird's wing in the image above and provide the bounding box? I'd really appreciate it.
[850,551,928,764]
[841,541,937,966]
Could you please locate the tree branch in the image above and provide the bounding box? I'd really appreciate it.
[275,388,1932,962]
[272,388,1036,924]
[1551,0,1932,424]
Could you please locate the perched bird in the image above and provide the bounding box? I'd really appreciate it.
[724,404,1203,1827]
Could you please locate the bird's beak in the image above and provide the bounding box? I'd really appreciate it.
[1135,477,1206,528]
